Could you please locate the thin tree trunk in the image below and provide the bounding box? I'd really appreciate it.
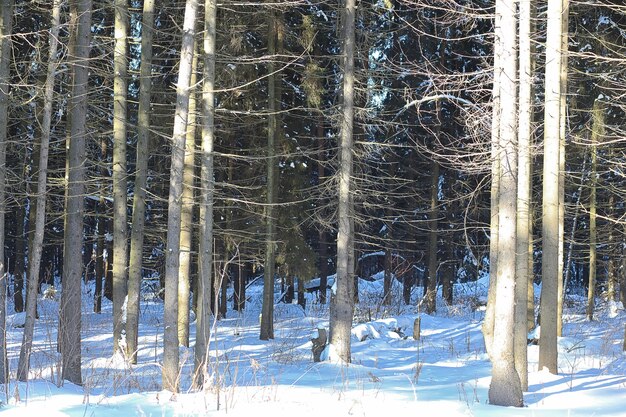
[0,0,15,390]
[127,0,154,364]
[514,0,534,392]
[556,0,569,338]
[193,0,216,369]
[587,100,603,321]
[162,0,198,393]
[482,0,502,357]
[383,247,392,305]
[425,159,439,314]
[260,5,281,341]
[539,0,566,375]
[329,0,356,364]
[178,45,198,348]
[16,0,60,383]
[318,116,328,305]
[60,0,92,385]
[112,0,129,356]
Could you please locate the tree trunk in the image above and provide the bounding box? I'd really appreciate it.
[13,202,26,313]
[556,0,569,338]
[487,0,523,407]
[586,100,603,321]
[127,0,154,364]
[383,247,392,305]
[514,0,534,392]
[112,0,129,356]
[162,0,198,393]
[329,0,356,364]
[539,0,567,375]
[425,159,439,314]
[318,118,328,305]
[16,0,60,383]
[260,5,281,341]
[194,0,216,389]
[178,45,198,348]
[482,0,502,357]
[60,0,92,386]
[0,0,14,389]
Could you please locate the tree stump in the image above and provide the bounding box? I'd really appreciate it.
[311,328,327,362]
[413,317,421,341]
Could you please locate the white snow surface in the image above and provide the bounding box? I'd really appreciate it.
[2,276,626,416]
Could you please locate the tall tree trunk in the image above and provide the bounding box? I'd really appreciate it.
[16,0,61,383]
[586,100,603,321]
[487,0,523,407]
[539,0,567,375]
[329,0,356,364]
[482,0,502,357]
[607,193,616,302]
[556,0,569,338]
[514,0,534,392]
[178,46,198,348]
[112,0,129,356]
[162,0,198,393]
[425,159,439,314]
[60,0,92,385]
[127,0,154,364]
[317,116,328,304]
[260,5,281,341]
[193,0,215,382]
[0,0,14,390]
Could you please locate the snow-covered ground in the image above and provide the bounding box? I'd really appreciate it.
[2,276,626,416]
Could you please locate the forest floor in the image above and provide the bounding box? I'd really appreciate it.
[2,275,626,416]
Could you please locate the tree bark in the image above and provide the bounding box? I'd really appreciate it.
[112,0,129,356]
[586,100,603,321]
[260,5,281,341]
[0,0,15,389]
[127,0,154,364]
[17,0,61,383]
[163,0,198,393]
[329,0,356,364]
[194,0,217,390]
[539,0,566,375]
[425,159,439,314]
[487,0,523,407]
[178,45,198,348]
[60,0,92,386]
[515,0,534,392]
[482,0,502,358]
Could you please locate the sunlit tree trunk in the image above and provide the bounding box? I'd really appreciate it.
[515,0,534,392]
[329,0,356,363]
[127,0,154,364]
[17,0,61,383]
[487,0,523,407]
[0,0,15,388]
[556,0,569,338]
[482,0,502,358]
[539,0,566,375]
[193,0,216,381]
[112,0,129,356]
[178,46,198,348]
[163,0,198,392]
